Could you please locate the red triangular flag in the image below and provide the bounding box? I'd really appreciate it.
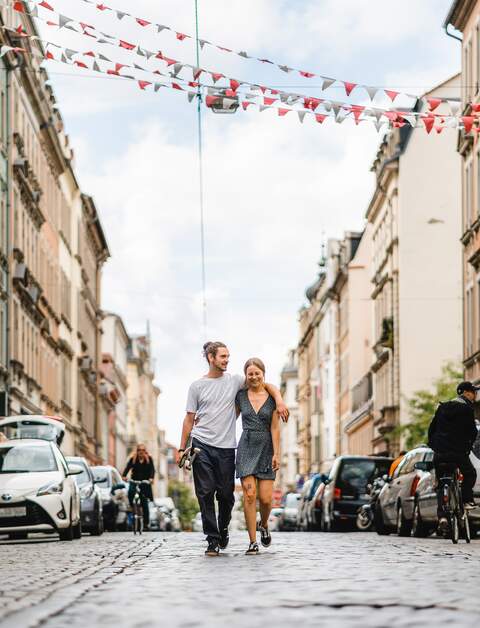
[264,97,276,106]
[39,0,54,9]
[344,82,357,96]
[193,68,203,80]
[83,51,96,57]
[211,72,224,82]
[176,32,188,41]
[206,95,220,107]
[171,83,183,91]
[136,18,151,27]
[350,105,365,122]
[230,79,240,92]
[138,81,151,90]
[385,90,399,102]
[45,50,54,60]
[299,71,315,78]
[427,98,442,112]
[96,4,110,10]
[119,40,136,51]
[278,108,289,116]
[462,116,475,134]
[80,22,94,31]
[13,1,25,12]
[315,114,327,124]
[242,101,253,110]
[434,125,444,134]
[188,81,199,88]
[74,61,88,69]
[471,103,480,113]
[422,116,435,134]
[163,57,177,66]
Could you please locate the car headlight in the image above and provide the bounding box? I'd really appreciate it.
[80,485,93,499]
[37,481,64,496]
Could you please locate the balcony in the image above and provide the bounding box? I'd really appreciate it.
[351,373,372,414]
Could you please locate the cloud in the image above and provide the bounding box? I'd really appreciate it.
[40,0,460,444]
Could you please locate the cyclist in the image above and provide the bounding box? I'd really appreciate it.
[122,443,155,530]
[428,381,479,531]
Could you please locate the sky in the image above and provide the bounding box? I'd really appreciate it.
[35,0,460,444]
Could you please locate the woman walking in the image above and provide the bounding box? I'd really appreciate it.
[236,358,280,555]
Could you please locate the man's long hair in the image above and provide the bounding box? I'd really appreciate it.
[203,341,227,364]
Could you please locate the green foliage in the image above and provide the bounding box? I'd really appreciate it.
[168,480,199,530]
[397,363,462,450]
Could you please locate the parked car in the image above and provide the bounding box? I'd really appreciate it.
[305,473,329,530]
[66,456,103,536]
[0,438,82,541]
[321,456,392,531]
[155,497,181,531]
[148,501,166,531]
[375,446,431,536]
[91,465,129,531]
[268,507,284,532]
[192,512,203,532]
[278,492,301,530]
[0,415,65,447]
[410,432,480,537]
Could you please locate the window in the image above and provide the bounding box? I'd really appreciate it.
[60,353,71,405]
[465,160,474,228]
[466,287,474,357]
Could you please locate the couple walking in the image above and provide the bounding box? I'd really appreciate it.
[177,341,289,555]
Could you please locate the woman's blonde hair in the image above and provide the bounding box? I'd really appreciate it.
[131,443,150,464]
[243,357,266,376]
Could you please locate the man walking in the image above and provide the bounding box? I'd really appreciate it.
[178,341,288,556]
[428,381,479,532]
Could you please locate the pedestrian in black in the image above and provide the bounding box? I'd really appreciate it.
[123,443,155,529]
[428,381,479,531]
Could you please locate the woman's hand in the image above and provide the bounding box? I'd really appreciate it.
[272,455,280,472]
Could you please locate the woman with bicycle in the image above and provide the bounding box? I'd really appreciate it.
[122,444,155,530]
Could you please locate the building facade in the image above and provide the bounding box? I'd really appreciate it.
[366,75,462,454]
[126,329,162,494]
[278,349,300,491]
[445,3,480,384]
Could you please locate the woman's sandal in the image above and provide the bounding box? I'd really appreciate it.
[245,541,259,555]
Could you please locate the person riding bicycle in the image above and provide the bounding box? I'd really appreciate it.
[122,443,155,530]
[428,381,479,531]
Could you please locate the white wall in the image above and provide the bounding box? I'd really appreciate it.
[398,75,462,423]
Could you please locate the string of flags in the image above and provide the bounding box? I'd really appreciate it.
[4,0,477,134]
[13,0,460,112]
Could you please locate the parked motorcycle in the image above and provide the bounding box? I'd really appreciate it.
[356,475,387,531]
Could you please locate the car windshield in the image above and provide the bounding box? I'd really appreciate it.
[338,459,390,494]
[92,468,110,487]
[284,493,300,508]
[0,445,57,473]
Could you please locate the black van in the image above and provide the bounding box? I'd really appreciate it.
[320,455,392,531]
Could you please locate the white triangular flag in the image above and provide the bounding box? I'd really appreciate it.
[364,85,378,101]
[321,77,335,91]
[187,91,196,103]
[447,100,461,116]
[298,111,306,123]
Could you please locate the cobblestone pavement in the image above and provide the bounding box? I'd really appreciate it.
[1,530,480,627]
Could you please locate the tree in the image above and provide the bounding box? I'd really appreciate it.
[398,363,462,450]
[168,480,199,530]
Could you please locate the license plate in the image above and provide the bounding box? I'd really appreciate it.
[0,507,26,518]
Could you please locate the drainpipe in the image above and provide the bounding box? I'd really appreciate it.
[444,23,463,43]
[3,55,11,416]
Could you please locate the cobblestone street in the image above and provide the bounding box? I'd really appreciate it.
[0,530,479,627]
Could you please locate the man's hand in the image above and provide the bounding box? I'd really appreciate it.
[175,449,185,465]
[276,402,289,423]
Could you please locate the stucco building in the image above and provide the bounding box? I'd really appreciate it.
[445,3,480,384]
[278,349,300,491]
[366,75,462,454]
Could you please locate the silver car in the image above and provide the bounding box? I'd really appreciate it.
[375,447,432,536]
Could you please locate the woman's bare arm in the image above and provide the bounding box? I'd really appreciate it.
[271,410,280,471]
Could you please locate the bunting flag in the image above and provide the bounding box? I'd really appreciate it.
[1,34,475,137]
[9,0,462,112]
[6,5,465,131]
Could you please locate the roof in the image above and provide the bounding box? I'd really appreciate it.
[0,439,51,447]
[444,0,475,30]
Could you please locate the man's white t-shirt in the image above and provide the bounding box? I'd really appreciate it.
[186,373,245,448]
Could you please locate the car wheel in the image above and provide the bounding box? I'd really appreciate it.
[412,501,430,538]
[59,523,74,541]
[73,520,82,540]
[8,531,28,540]
[396,503,412,537]
[91,508,104,536]
[374,505,390,535]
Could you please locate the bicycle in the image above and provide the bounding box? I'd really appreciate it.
[129,480,151,535]
[438,466,471,544]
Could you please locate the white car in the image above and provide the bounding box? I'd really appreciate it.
[0,439,82,541]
